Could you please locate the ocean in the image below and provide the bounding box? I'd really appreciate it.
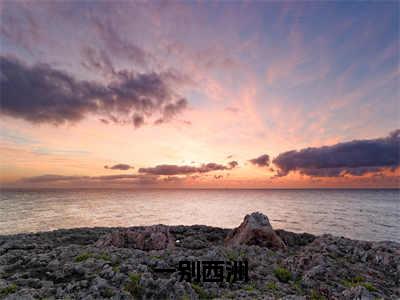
[0,189,399,242]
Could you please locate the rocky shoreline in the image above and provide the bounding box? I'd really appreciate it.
[0,212,399,299]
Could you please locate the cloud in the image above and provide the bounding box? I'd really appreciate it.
[92,174,141,180]
[104,164,134,170]
[20,174,158,185]
[93,18,149,67]
[154,98,188,125]
[228,160,238,168]
[0,4,41,54]
[21,174,89,183]
[225,107,239,113]
[273,130,400,177]
[132,113,145,128]
[138,161,237,176]
[20,161,238,185]
[81,46,115,76]
[249,154,270,167]
[162,176,186,183]
[0,55,188,127]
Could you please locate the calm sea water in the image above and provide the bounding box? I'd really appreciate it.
[0,189,399,242]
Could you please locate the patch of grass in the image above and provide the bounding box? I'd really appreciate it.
[266,281,277,291]
[342,275,375,291]
[361,282,376,292]
[310,289,326,300]
[274,267,292,283]
[96,253,111,261]
[124,273,142,297]
[293,279,303,294]
[76,252,112,263]
[0,284,17,297]
[342,279,353,288]
[353,275,364,283]
[225,249,238,261]
[181,293,191,300]
[112,265,120,273]
[225,249,246,261]
[150,255,162,259]
[75,252,92,262]
[243,283,256,291]
[191,283,209,299]
[101,288,115,298]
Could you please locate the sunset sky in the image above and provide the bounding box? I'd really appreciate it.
[0,1,399,188]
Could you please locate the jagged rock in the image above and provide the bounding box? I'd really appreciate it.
[342,286,375,300]
[224,212,286,250]
[95,225,175,250]
[1,220,399,299]
[275,229,315,248]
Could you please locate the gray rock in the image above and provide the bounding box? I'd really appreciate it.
[96,225,176,250]
[0,214,399,299]
[342,286,375,300]
[225,212,287,250]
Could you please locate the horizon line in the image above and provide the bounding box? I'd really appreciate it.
[1,187,399,191]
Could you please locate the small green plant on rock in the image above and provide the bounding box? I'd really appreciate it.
[125,273,142,298]
[243,282,256,291]
[0,284,17,297]
[310,289,326,300]
[341,279,353,288]
[112,265,120,273]
[225,249,238,261]
[75,252,92,262]
[181,293,191,300]
[266,281,277,291]
[101,288,115,298]
[274,267,292,283]
[353,275,364,283]
[361,282,376,292]
[293,279,304,294]
[342,275,375,291]
[96,253,111,261]
[191,283,209,299]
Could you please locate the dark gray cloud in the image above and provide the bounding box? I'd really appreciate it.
[249,154,270,167]
[132,113,145,128]
[273,130,400,177]
[138,161,237,176]
[228,160,238,169]
[17,160,240,185]
[0,56,188,126]
[104,164,134,170]
[155,98,188,124]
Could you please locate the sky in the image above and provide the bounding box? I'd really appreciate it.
[0,1,399,189]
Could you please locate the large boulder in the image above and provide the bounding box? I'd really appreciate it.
[96,225,175,250]
[224,212,286,250]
